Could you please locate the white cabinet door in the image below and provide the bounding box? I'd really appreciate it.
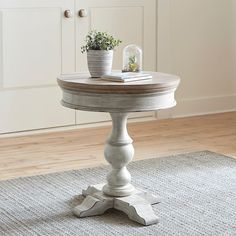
[0,0,75,133]
[75,0,157,124]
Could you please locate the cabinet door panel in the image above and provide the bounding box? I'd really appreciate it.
[76,111,111,125]
[0,87,75,134]
[76,0,156,124]
[2,8,61,88]
[0,0,75,133]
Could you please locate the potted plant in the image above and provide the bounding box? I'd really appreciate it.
[81,30,122,78]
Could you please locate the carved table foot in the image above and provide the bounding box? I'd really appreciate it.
[73,184,160,226]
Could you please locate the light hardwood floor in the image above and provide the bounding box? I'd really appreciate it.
[0,112,236,181]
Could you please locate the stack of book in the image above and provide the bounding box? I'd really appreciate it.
[101,72,152,83]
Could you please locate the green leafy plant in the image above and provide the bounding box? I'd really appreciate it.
[129,55,136,64]
[81,30,122,53]
[128,55,139,72]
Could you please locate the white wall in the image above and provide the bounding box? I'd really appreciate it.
[233,0,236,92]
[158,0,236,118]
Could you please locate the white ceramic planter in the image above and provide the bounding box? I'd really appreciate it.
[87,50,113,78]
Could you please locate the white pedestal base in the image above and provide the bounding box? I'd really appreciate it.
[73,184,160,226]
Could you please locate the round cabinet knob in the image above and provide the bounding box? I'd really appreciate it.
[64,10,73,18]
[78,9,88,17]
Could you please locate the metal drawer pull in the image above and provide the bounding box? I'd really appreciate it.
[78,9,88,17]
[64,10,73,18]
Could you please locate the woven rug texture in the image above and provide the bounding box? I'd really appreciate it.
[0,151,236,236]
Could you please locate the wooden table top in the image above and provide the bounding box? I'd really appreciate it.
[57,72,180,94]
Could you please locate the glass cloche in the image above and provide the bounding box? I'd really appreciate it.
[122,44,142,72]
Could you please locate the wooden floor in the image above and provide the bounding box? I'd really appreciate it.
[0,112,236,181]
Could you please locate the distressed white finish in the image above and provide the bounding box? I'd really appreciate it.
[73,184,160,226]
[72,112,159,225]
[103,113,135,197]
[58,72,180,225]
[57,72,179,112]
[62,91,176,113]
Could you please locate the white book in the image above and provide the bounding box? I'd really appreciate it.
[101,72,152,82]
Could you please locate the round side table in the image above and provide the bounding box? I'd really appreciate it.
[57,71,180,226]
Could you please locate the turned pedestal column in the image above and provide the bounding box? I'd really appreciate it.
[103,112,135,197]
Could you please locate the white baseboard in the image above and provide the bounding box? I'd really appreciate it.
[157,94,236,119]
[0,115,156,138]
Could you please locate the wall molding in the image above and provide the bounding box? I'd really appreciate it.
[157,0,172,73]
[158,94,236,119]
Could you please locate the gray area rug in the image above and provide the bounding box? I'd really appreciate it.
[0,151,236,236]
